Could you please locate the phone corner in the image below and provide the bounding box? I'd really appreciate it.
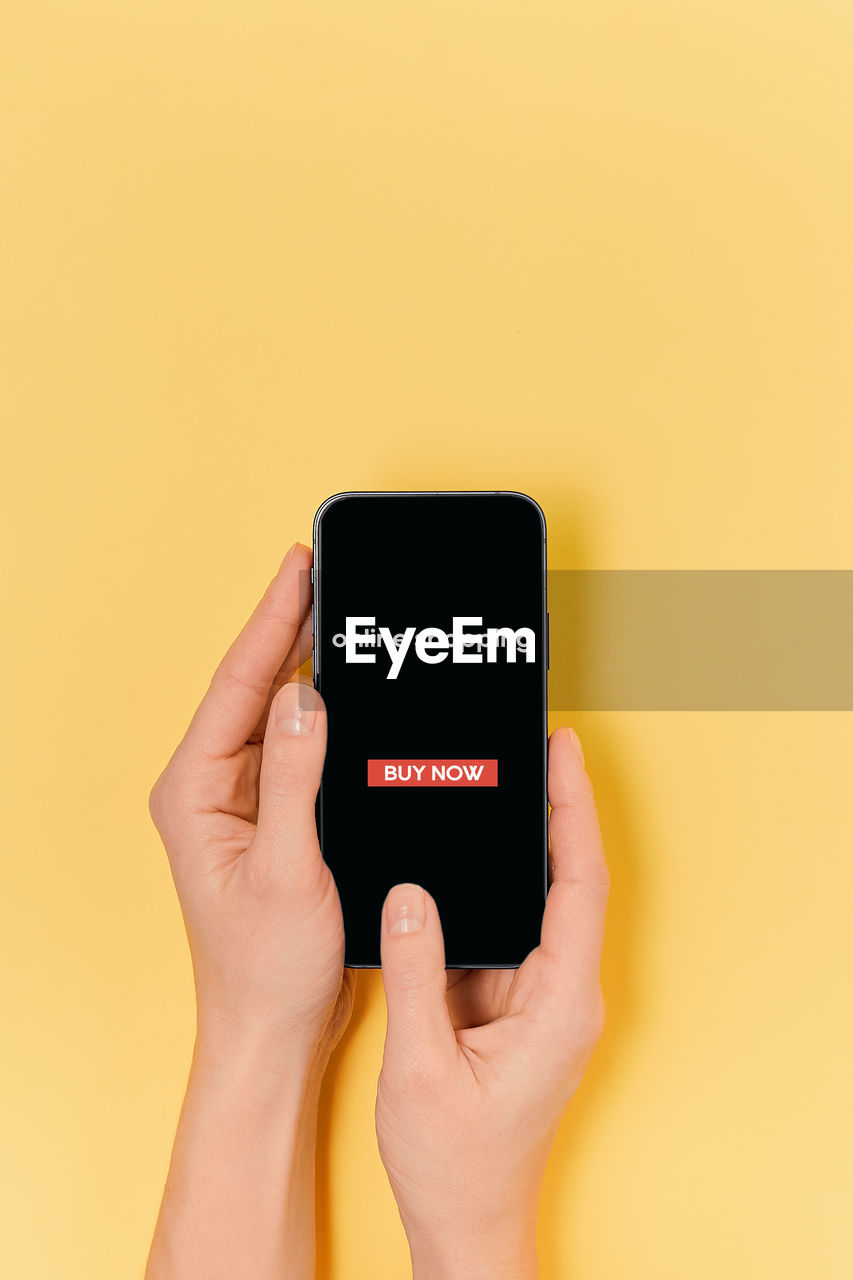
[495,490,547,538]
[312,491,363,541]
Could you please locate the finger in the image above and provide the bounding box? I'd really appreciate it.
[185,543,313,758]
[380,885,457,1074]
[250,680,327,877]
[247,609,316,745]
[540,727,609,991]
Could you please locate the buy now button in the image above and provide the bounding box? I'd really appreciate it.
[367,758,498,787]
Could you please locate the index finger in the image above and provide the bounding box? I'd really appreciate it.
[183,542,313,759]
[539,727,610,988]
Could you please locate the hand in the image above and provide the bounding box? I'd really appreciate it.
[146,543,353,1280]
[375,727,608,1280]
[148,541,353,1065]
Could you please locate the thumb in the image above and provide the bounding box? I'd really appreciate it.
[380,884,456,1074]
[251,679,326,875]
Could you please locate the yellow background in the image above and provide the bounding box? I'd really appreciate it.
[2,2,852,1276]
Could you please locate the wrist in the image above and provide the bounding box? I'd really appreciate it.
[410,1245,538,1280]
[407,1218,538,1280]
[194,1005,331,1092]
[186,1029,324,1162]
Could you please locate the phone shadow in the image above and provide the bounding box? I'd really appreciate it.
[537,714,641,1275]
[536,481,641,1272]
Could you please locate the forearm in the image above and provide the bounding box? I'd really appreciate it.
[146,1031,323,1280]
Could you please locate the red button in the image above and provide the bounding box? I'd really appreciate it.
[367,758,498,786]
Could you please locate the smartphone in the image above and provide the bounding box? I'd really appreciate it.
[312,491,548,968]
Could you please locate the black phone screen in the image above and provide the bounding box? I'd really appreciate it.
[313,492,548,967]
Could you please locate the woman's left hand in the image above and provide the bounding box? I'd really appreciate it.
[148,541,353,1066]
[146,543,353,1280]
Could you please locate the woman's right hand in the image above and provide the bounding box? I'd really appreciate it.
[375,727,609,1280]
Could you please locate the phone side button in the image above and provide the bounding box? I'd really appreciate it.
[546,612,550,669]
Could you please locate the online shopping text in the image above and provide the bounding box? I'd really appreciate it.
[332,616,536,679]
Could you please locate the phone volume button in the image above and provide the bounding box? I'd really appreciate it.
[546,612,550,669]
